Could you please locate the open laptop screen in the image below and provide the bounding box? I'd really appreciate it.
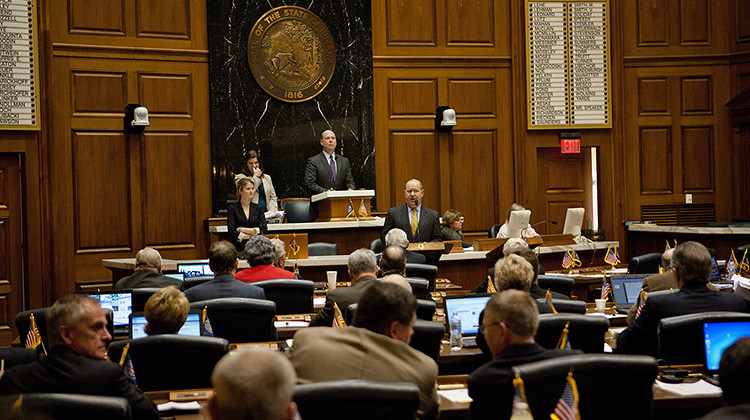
[443,294,491,336]
[165,272,185,282]
[130,311,202,340]
[87,291,132,330]
[610,274,647,306]
[704,320,750,372]
[177,263,213,278]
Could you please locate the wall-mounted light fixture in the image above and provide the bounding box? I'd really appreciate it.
[124,104,149,133]
[435,106,456,132]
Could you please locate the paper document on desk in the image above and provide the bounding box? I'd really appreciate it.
[655,380,722,396]
[158,401,202,412]
[437,388,473,403]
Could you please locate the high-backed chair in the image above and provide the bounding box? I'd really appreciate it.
[535,313,610,353]
[536,298,586,314]
[308,242,339,256]
[0,347,37,368]
[183,275,212,290]
[282,198,311,223]
[537,275,575,297]
[252,279,314,314]
[189,298,277,343]
[657,311,750,366]
[107,335,229,391]
[0,393,130,420]
[488,223,502,238]
[403,277,431,300]
[627,252,662,274]
[293,380,420,420]
[370,238,385,254]
[409,319,444,362]
[131,287,161,313]
[405,263,438,292]
[16,308,114,352]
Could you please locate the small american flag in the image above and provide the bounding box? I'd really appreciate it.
[600,277,611,300]
[358,199,368,217]
[25,313,42,349]
[562,250,575,269]
[552,373,579,420]
[604,246,620,266]
[332,302,347,327]
[635,290,647,319]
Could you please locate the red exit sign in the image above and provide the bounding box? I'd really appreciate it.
[560,138,581,154]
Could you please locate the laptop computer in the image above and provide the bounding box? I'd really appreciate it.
[177,263,213,278]
[703,320,750,386]
[443,294,492,347]
[165,272,185,282]
[130,311,203,340]
[610,274,648,313]
[86,291,133,335]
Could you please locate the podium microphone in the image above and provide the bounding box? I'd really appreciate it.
[531,220,557,228]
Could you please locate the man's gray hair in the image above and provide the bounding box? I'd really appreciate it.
[47,294,101,348]
[661,248,673,269]
[245,235,275,266]
[270,239,286,266]
[385,228,408,248]
[348,249,377,275]
[135,247,161,271]
[502,238,529,256]
[672,241,711,286]
[211,348,296,420]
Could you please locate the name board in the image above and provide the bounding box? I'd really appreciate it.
[526,1,610,130]
[0,0,37,130]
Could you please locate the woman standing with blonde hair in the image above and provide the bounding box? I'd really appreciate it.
[228,177,268,252]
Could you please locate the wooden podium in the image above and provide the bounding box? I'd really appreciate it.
[311,190,375,222]
[407,242,449,265]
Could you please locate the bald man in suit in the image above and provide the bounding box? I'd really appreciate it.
[381,179,442,244]
[304,129,355,194]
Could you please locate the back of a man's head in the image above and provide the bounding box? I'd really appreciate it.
[719,337,750,405]
[380,274,413,293]
[507,247,539,282]
[502,237,529,256]
[661,248,674,270]
[380,245,407,275]
[135,247,162,272]
[270,239,286,267]
[385,228,409,248]
[245,235,275,267]
[47,294,100,348]
[353,281,416,336]
[671,241,711,286]
[210,348,297,420]
[210,241,238,274]
[494,253,534,292]
[348,248,378,277]
[484,290,539,338]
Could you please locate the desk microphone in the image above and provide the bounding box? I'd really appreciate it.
[531,220,557,228]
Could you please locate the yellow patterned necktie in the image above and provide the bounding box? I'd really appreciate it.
[411,208,418,236]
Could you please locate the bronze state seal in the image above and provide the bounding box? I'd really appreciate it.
[248,6,335,103]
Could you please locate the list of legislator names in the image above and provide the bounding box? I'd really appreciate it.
[526,1,610,129]
[0,0,37,130]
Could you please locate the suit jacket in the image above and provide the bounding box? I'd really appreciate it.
[184,273,266,302]
[382,204,442,244]
[617,283,750,356]
[226,201,268,251]
[0,346,158,419]
[234,173,279,212]
[699,404,750,420]
[468,342,582,420]
[289,326,439,419]
[304,152,355,194]
[310,276,378,326]
[529,283,569,300]
[113,270,184,291]
[235,265,295,283]
[626,271,719,324]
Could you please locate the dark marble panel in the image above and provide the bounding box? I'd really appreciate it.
[207,0,375,216]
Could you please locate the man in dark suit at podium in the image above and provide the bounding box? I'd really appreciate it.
[382,179,442,244]
[304,129,355,194]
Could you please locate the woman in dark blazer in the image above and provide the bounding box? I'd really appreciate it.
[228,177,267,252]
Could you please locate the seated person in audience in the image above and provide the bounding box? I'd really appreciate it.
[380,245,407,276]
[210,348,298,420]
[493,254,554,314]
[473,238,534,293]
[310,249,379,326]
[381,273,413,293]
[440,209,472,248]
[617,241,750,356]
[144,286,189,335]
[381,228,427,264]
[289,281,439,419]
[0,294,158,419]
[233,150,278,213]
[700,337,750,419]
[235,236,295,283]
[626,247,718,324]
[467,291,581,420]
[184,241,266,302]
[382,178,442,244]
[514,248,567,300]
[495,203,540,238]
[270,238,287,268]
[113,247,184,291]
[228,177,268,253]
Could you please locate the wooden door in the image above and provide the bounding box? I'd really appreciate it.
[0,154,24,345]
[535,148,594,235]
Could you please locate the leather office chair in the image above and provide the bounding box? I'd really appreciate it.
[403,277,431,300]
[405,263,438,292]
[0,393,131,420]
[409,319,444,362]
[189,298,277,343]
[346,299,436,325]
[282,198,312,223]
[511,354,658,420]
[308,242,339,256]
[107,335,229,391]
[0,347,37,368]
[536,298,586,314]
[252,279,314,314]
[537,275,575,297]
[16,307,114,352]
[488,223,502,238]
[535,313,610,353]
[657,311,750,366]
[131,287,161,313]
[183,275,212,290]
[627,252,662,274]
[293,380,420,420]
[370,238,385,254]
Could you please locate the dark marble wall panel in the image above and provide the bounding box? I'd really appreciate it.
[207,0,375,215]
